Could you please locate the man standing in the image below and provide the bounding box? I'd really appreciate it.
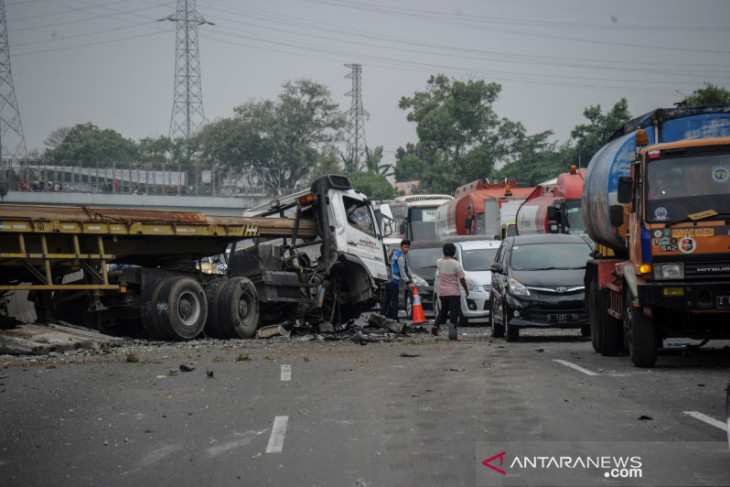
[380,239,414,321]
[432,242,469,341]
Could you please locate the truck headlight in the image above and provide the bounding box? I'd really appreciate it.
[654,263,684,280]
[411,273,428,287]
[508,277,530,296]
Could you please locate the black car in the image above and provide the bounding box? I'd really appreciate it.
[398,240,444,318]
[489,233,594,341]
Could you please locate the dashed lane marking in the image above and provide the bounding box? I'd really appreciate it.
[281,364,291,381]
[553,359,599,376]
[683,411,728,432]
[266,416,289,453]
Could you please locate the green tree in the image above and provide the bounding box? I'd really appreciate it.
[570,99,631,168]
[231,79,345,194]
[679,83,730,107]
[399,74,521,193]
[43,122,138,164]
[308,144,344,184]
[363,145,392,177]
[497,130,560,186]
[349,171,397,200]
[394,143,427,182]
[138,136,175,163]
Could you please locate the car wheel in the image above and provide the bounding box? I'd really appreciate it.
[405,291,413,319]
[432,294,440,318]
[490,296,504,338]
[504,302,518,342]
[458,311,468,327]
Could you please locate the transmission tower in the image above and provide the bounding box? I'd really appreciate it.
[0,0,27,163]
[160,0,213,140]
[344,64,369,166]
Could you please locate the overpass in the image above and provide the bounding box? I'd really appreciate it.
[0,190,271,216]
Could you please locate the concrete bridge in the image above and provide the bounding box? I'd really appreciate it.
[0,190,271,216]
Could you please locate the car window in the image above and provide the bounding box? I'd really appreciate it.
[510,242,592,270]
[407,247,443,270]
[461,248,499,271]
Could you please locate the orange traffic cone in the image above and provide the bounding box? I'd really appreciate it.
[411,287,428,325]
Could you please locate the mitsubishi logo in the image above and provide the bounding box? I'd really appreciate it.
[555,286,567,293]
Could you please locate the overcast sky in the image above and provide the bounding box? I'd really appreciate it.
[6,0,730,167]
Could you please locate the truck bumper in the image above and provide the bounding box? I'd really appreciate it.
[638,280,730,311]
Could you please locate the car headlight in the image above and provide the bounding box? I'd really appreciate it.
[466,278,482,292]
[411,273,428,287]
[508,277,530,296]
[653,263,684,280]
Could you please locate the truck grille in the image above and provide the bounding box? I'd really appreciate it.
[684,261,730,279]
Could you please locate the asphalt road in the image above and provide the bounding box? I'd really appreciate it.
[1,320,729,487]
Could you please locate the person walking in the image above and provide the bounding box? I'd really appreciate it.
[432,242,469,341]
[380,239,414,321]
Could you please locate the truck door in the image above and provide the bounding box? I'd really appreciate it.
[330,192,388,282]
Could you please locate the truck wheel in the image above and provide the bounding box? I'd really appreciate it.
[155,277,207,340]
[628,305,657,368]
[140,278,167,340]
[588,281,603,353]
[490,296,504,338]
[601,289,623,357]
[504,304,519,342]
[204,277,228,338]
[218,276,259,338]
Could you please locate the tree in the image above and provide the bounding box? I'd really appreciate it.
[43,127,71,149]
[138,136,175,163]
[308,144,344,184]
[679,83,730,107]
[394,143,427,183]
[231,79,346,194]
[399,74,520,193]
[363,145,392,178]
[43,122,138,164]
[349,171,397,200]
[497,130,560,186]
[570,99,631,168]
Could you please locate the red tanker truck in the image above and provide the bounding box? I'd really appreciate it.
[515,166,586,235]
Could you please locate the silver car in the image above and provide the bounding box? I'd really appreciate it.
[433,239,500,326]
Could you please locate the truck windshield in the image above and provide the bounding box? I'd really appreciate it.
[409,206,439,240]
[645,150,730,223]
[344,196,377,237]
[563,199,586,233]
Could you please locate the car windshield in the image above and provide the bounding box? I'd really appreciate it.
[510,242,591,270]
[461,247,498,271]
[407,247,443,270]
[645,150,730,223]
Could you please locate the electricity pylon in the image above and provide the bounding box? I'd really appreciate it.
[344,64,369,167]
[160,0,213,140]
[0,0,27,162]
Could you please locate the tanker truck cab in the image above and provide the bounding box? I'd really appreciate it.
[616,133,730,362]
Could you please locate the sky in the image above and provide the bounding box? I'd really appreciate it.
[5,0,730,168]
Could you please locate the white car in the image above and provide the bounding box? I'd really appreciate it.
[433,239,501,325]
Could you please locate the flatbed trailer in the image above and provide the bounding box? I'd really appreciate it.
[0,175,388,341]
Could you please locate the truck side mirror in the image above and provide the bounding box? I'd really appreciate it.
[609,205,624,226]
[547,206,557,221]
[617,176,633,204]
[490,263,503,274]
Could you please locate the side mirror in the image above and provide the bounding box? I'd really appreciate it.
[617,176,634,204]
[609,205,625,227]
[547,205,558,221]
[490,263,504,274]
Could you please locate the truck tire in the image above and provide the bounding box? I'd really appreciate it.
[628,305,658,368]
[588,281,603,353]
[155,277,207,340]
[601,289,623,357]
[490,296,504,338]
[140,278,168,340]
[504,304,519,342]
[204,277,229,338]
[218,276,260,338]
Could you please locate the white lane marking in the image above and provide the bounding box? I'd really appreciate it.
[266,416,289,453]
[281,364,291,381]
[553,359,599,376]
[683,411,728,432]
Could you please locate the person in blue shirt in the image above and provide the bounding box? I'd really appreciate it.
[380,239,414,321]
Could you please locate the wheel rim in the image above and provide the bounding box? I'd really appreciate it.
[406,295,413,318]
[178,290,202,327]
[237,295,250,319]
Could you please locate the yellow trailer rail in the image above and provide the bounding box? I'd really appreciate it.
[0,204,317,292]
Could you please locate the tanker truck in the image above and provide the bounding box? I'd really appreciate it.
[583,106,730,367]
[515,166,586,235]
[0,175,387,340]
[434,179,533,238]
